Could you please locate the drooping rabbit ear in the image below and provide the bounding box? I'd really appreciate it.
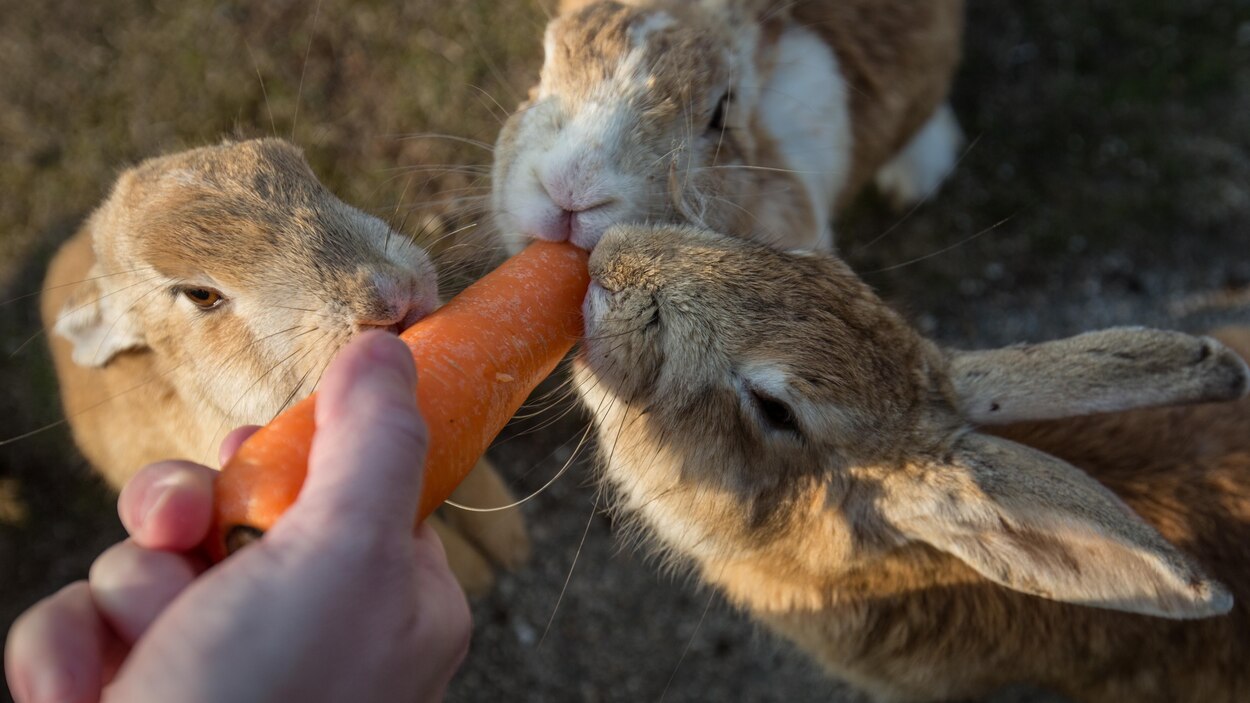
[879,432,1232,619]
[947,327,1249,425]
[53,261,147,367]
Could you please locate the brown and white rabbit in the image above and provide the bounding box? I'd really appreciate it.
[39,138,529,595]
[493,0,964,252]
[574,223,1250,702]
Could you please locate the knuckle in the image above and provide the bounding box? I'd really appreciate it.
[429,586,472,669]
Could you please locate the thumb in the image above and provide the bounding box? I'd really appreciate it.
[284,331,429,536]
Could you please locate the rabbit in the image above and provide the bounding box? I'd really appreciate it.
[39,138,530,596]
[573,223,1250,702]
[492,0,964,253]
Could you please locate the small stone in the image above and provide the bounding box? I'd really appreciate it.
[513,618,537,646]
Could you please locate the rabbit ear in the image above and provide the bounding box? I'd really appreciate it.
[53,260,147,367]
[947,327,1249,425]
[878,432,1232,619]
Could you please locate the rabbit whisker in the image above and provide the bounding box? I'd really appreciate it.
[445,420,594,514]
[392,132,496,153]
[863,213,1015,275]
[852,133,982,254]
[658,588,717,703]
[0,265,156,308]
[538,491,601,649]
[290,0,323,141]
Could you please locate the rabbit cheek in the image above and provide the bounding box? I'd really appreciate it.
[581,303,663,405]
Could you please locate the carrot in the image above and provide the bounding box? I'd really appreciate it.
[206,241,589,562]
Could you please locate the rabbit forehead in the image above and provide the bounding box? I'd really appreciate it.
[124,191,342,286]
[129,138,319,200]
[593,226,930,423]
[110,146,400,290]
[544,2,733,107]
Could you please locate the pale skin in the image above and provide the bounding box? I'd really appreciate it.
[4,332,471,703]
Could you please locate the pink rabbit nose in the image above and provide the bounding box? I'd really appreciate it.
[356,274,436,335]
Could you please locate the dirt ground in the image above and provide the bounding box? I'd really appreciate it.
[2,1,1249,701]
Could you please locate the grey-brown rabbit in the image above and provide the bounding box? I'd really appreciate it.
[575,223,1250,702]
[494,0,964,252]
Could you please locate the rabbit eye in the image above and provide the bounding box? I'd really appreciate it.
[645,295,661,329]
[646,305,660,329]
[749,387,800,436]
[181,287,224,309]
[708,90,730,132]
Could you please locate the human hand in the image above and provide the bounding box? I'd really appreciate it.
[5,331,471,703]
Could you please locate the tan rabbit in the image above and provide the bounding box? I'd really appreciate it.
[493,0,964,252]
[39,138,529,596]
[574,224,1250,702]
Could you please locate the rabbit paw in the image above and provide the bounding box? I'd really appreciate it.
[432,460,532,596]
[875,102,963,209]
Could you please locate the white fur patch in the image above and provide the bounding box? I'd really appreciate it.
[740,363,792,400]
[874,102,963,208]
[538,25,559,99]
[756,26,852,250]
[629,11,676,46]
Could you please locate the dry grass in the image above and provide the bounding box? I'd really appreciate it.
[0,0,553,279]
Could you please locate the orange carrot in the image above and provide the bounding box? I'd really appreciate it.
[206,241,589,561]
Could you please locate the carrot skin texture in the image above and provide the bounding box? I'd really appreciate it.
[207,241,589,562]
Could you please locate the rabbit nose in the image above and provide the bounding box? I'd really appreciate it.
[356,302,427,336]
[538,168,615,232]
[355,273,435,335]
[541,180,615,216]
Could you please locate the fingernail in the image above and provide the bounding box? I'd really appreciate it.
[136,473,187,531]
[364,332,416,386]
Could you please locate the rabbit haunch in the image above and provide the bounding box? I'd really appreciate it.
[575,224,1250,702]
[41,139,529,595]
[493,0,963,252]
